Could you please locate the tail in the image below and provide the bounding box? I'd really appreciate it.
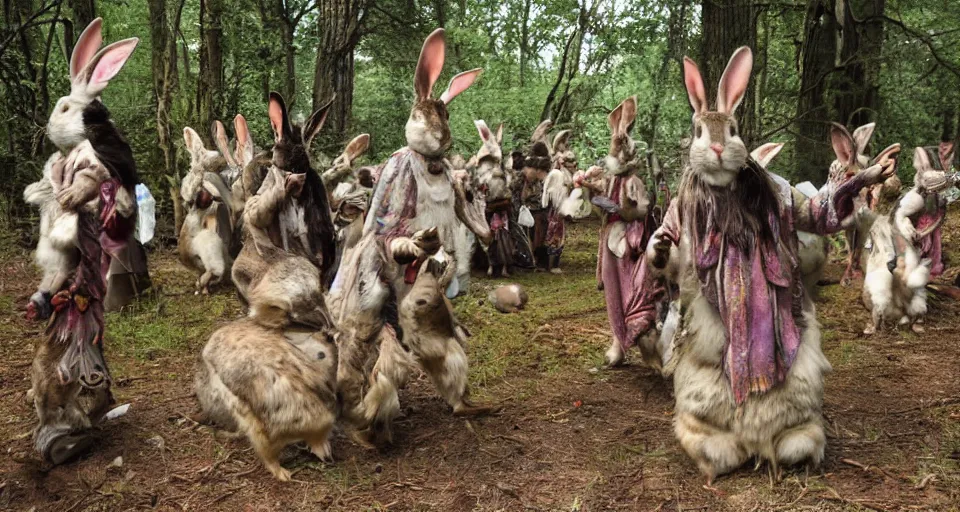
[362,373,400,441]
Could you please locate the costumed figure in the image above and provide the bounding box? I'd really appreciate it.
[178,127,235,294]
[578,97,665,368]
[231,93,338,300]
[329,29,496,446]
[473,120,514,277]
[22,19,141,464]
[648,47,894,484]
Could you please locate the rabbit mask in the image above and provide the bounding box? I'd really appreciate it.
[913,147,953,194]
[48,18,139,151]
[604,96,638,175]
[682,47,752,187]
[405,28,482,160]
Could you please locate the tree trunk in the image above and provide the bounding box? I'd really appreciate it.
[834,0,885,130]
[643,0,689,148]
[281,19,296,104]
[197,0,224,133]
[519,0,531,87]
[65,0,95,57]
[700,0,757,146]
[313,0,364,143]
[149,0,176,182]
[794,0,838,184]
[942,107,957,143]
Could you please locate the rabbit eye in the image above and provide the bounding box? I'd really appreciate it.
[61,104,69,113]
[730,124,738,137]
[694,124,702,138]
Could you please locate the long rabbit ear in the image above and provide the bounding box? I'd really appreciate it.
[183,127,206,165]
[717,46,753,114]
[750,142,785,168]
[939,141,955,170]
[531,120,553,144]
[342,133,370,161]
[552,130,572,153]
[212,121,237,166]
[619,96,638,136]
[78,38,139,98]
[682,56,707,115]
[914,146,932,172]
[873,143,900,167]
[233,114,254,165]
[415,28,446,100]
[830,123,856,166]
[496,123,504,144]
[440,68,482,104]
[852,123,875,156]
[475,120,492,141]
[608,103,623,135]
[303,95,335,150]
[268,91,292,143]
[70,18,103,82]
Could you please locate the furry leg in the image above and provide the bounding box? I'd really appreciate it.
[675,411,748,483]
[774,420,826,469]
[604,338,625,367]
[245,419,289,481]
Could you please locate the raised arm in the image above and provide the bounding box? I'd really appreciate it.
[793,162,893,235]
[244,168,291,229]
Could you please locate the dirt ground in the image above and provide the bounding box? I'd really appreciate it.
[1,214,959,511]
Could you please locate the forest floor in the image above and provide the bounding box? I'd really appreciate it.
[2,212,960,511]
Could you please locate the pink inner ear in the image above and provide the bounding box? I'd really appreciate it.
[831,126,854,165]
[608,104,623,134]
[717,47,753,114]
[268,99,285,141]
[475,121,491,141]
[70,18,103,81]
[683,57,707,114]
[620,96,637,134]
[89,39,138,87]
[440,68,482,104]
[415,29,446,99]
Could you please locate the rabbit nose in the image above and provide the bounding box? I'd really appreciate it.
[710,144,724,157]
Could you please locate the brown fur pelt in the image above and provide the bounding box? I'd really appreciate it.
[676,158,785,253]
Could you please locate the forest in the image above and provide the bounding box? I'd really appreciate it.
[2,0,958,243]
[4,1,960,510]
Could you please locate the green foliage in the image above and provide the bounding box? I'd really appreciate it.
[2,0,959,244]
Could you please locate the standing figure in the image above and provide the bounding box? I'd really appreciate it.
[582,97,664,368]
[474,120,514,277]
[540,130,577,274]
[178,127,234,294]
[520,141,551,270]
[331,29,494,445]
[231,93,338,300]
[649,47,893,484]
[22,19,140,464]
[506,150,536,269]
[897,144,955,278]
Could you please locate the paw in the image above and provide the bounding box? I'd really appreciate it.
[310,441,334,463]
[390,237,423,265]
[56,186,90,210]
[26,291,52,320]
[604,343,625,367]
[269,466,292,482]
[412,227,441,255]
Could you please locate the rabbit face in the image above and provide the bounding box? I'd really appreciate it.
[47,96,92,150]
[46,18,138,152]
[405,29,481,158]
[682,47,753,188]
[406,99,451,157]
[689,112,748,186]
[913,146,953,193]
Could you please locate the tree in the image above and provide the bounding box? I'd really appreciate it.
[794,0,839,184]
[311,0,365,141]
[700,0,757,146]
[834,0,885,129]
[197,0,224,132]
[65,0,95,57]
[149,0,178,180]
